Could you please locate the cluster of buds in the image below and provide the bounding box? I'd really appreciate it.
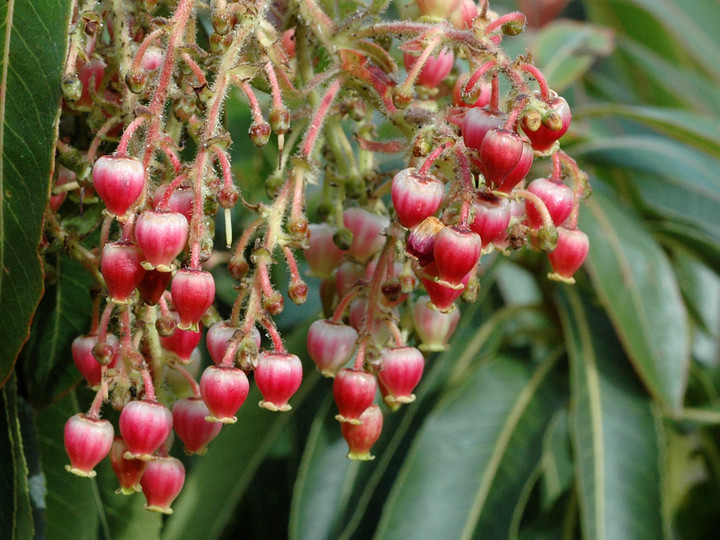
[50,0,588,514]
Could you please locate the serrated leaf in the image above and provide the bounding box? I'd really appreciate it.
[579,191,690,412]
[0,373,34,540]
[530,21,614,92]
[556,288,669,540]
[575,104,720,158]
[374,355,563,540]
[0,0,73,386]
[20,252,95,407]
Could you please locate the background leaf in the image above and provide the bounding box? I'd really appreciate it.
[557,289,668,540]
[0,0,73,386]
[0,374,34,540]
[20,252,95,407]
[579,190,690,412]
[374,355,563,540]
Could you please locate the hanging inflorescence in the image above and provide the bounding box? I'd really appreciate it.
[52,0,590,514]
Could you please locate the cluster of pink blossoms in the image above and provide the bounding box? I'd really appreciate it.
[53,0,589,514]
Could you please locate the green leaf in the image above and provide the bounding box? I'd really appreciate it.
[539,409,574,511]
[0,0,73,386]
[374,355,563,540]
[615,39,720,113]
[579,191,690,412]
[95,458,163,540]
[19,252,95,407]
[530,21,614,92]
[583,0,720,83]
[0,373,34,539]
[572,135,720,245]
[288,394,360,540]
[556,288,669,540]
[34,390,100,540]
[575,104,720,158]
[162,371,320,540]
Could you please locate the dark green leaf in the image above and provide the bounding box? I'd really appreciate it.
[579,191,690,412]
[0,373,34,539]
[288,395,360,540]
[0,0,73,386]
[20,252,95,407]
[95,458,163,540]
[557,288,669,540]
[539,409,574,511]
[162,371,320,540]
[374,355,563,540]
[34,390,100,540]
[575,104,720,158]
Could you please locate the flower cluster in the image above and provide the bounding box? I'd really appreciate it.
[51,0,589,514]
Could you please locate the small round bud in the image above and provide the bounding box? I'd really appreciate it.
[333,227,354,251]
[393,87,414,109]
[288,281,308,305]
[217,185,239,209]
[269,107,290,135]
[211,11,236,35]
[249,121,271,147]
[125,70,147,94]
[62,74,83,102]
[502,16,526,35]
[537,224,559,252]
[263,291,284,315]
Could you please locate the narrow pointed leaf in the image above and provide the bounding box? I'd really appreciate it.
[530,21,614,91]
[579,191,689,411]
[0,0,73,386]
[374,355,563,540]
[289,395,360,540]
[557,288,668,540]
[539,409,574,510]
[34,390,100,540]
[0,374,34,539]
[20,253,95,406]
[162,371,320,540]
[575,105,720,158]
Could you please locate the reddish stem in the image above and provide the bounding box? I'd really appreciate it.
[490,74,500,110]
[181,52,208,87]
[301,79,342,159]
[418,140,453,176]
[160,140,182,173]
[116,115,147,157]
[212,146,234,188]
[97,302,114,349]
[463,60,497,97]
[240,81,265,125]
[454,144,474,189]
[87,387,105,420]
[552,152,562,181]
[87,115,122,163]
[503,97,529,131]
[385,320,405,348]
[131,28,165,72]
[156,173,188,210]
[262,317,286,353]
[265,62,283,111]
[485,12,526,36]
[171,362,201,397]
[520,63,550,101]
[331,288,361,324]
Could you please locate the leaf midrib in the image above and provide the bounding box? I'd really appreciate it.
[459,354,559,540]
